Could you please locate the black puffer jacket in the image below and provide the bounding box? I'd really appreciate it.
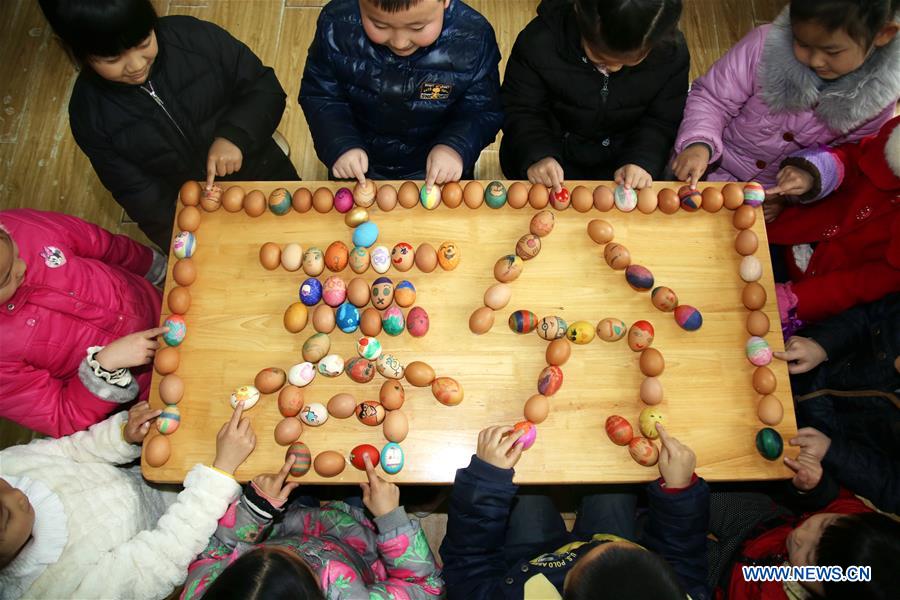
[69,16,298,249]
[500,0,689,181]
[299,0,503,180]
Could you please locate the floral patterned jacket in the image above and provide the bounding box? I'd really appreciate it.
[181,493,444,599]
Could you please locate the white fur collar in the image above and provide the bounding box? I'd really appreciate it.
[887,121,900,178]
[759,8,900,133]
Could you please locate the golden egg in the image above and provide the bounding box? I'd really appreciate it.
[177,206,201,232]
[259,242,281,270]
[524,394,549,423]
[274,417,303,446]
[180,180,201,206]
[312,187,334,213]
[375,184,398,211]
[244,190,266,217]
[292,187,313,212]
[463,181,484,208]
[167,286,191,314]
[398,181,419,208]
[172,258,196,286]
[592,185,614,211]
[221,185,245,212]
[469,306,495,334]
[507,182,529,208]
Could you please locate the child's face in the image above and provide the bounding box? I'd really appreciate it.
[581,39,651,73]
[359,0,450,57]
[786,512,842,595]
[0,479,35,568]
[87,31,158,85]
[0,235,26,305]
[791,19,897,80]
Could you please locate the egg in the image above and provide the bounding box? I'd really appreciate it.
[144,434,171,467]
[156,404,181,434]
[338,300,360,333]
[313,305,336,333]
[407,306,429,337]
[571,185,593,212]
[299,402,329,426]
[463,181,484,208]
[392,242,415,271]
[354,179,377,207]
[735,230,759,256]
[529,210,555,237]
[756,427,784,461]
[743,181,766,206]
[381,442,405,474]
[674,305,703,331]
[605,415,634,446]
[371,246,391,273]
[200,184,222,211]
[281,243,303,271]
[177,206,201,232]
[167,286,191,314]
[350,444,381,470]
[509,310,539,334]
[356,401,386,425]
[405,361,436,387]
[172,231,196,259]
[243,190,266,216]
[347,278,370,307]
[640,377,664,405]
[312,187,334,213]
[528,184,550,209]
[537,315,568,340]
[740,256,763,282]
[639,348,665,376]
[625,265,654,291]
[604,243,631,270]
[353,222,379,248]
[677,185,703,211]
[268,187,292,215]
[438,241,460,270]
[259,242,281,270]
[375,184,398,210]
[442,181,464,208]
[327,393,357,418]
[483,283,512,310]
[613,185,637,211]
[419,183,442,209]
[292,187,313,212]
[357,335,382,358]
[161,315,186,347]
[172,259,196,286]
[494,254,524,282]
[284,302,309,333]
[566,320,595,344]
[742,282,767,310]
[398,181,419,208]
[593,185,614,211]
[553,187,573,210]
[537,365,563,396]
[628,320,655,351]
[639,407,665,439]
[628,436,659,466]
[587,219,614,244]
[415,243,438,272]
[722,183,744,209]
[657,188,680,214]
[516,234,542,260]
[180,180,201,206]
[314,450,346,477]
[360,308,383,336]
[333,187,354,213]
[383,410,409,443]
[733,204,756,230]
[380,380,405,409]
[637,187,658,213]
[159,374,184,404]
[376,353,405,379]
[469,306,495,334]
[484,181,508,208]
[345,206,369,228]
[596,318,627,341]
[523,394,549,423]
[545,338,571,366]
[325,241,349,272]
[345,357,376,384]
[274,417,303,446]
[746,336,773,366]
[255,367,286,394]
[299,278,323,305]
[753,366,777,395]
[512,421,537,450]
[231,384,261,409]
[381,304,405,335]
[507,181,529,208]
[278,385,305,417]
[650,286,678,312]
[316,354,345,378]
[757,394,784,426]
[303,248,325,276]
[154,346,179,375]
[701,186,724,212]
[286,442,312,476]
[323,276,348,307]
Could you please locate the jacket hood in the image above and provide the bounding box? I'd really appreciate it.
[537,0,582,61]
[759,7,900,133]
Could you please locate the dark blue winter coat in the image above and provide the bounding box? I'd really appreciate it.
[298,0,503,180]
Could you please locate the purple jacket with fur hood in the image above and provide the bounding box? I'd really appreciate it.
[674,8,900,186]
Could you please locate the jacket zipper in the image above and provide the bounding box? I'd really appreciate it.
[580,56,610,105]
[140,80,190,143]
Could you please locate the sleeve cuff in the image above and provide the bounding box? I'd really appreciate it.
[782,146,844,203]
[656,473,700,494]
[374,506,410,533]
[78,355,139,404]
[146,249,167,287]
[679,138,720,162]
[465,455,517,484]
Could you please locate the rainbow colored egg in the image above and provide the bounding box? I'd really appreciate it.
[268,188,292,215]
[172,231,196,259]
[419,184,441,209]
[537,315,568,340]
[743,182,765,207]
[509,310,538,334]
[382,305,405,336]
[299,278,323,305]
[674,305,703,331]
[613,185,637,212]
[335,302,360,333]
[746,336,773,366]
[156,404,181,434]
[677,186,702,211]
[537,365,563,396]
[162,315,186,346]
[286,442,311,476]
[381,442,404,474]
[625,265,654,291]
[484,181,507,208]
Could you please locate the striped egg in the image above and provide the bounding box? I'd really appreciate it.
[677,186,702,211]
[625,265,654,291]
[743,182,765,207]
[156,404,181,434]
[286,442,312,476]
[508,310,538,334]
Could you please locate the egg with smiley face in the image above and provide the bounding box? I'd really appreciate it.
[438,241,460,270]
[391,243,414,272]
[371,277,394,309]
[302,248,324,276]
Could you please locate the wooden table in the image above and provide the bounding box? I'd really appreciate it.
[142,181,796,484]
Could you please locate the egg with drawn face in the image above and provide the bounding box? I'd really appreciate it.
[391,243,415,271]
[438,242,460,270]
[348,246,370,273]
[371,277,394,309]
[371,246,391,274]
[628,320,655,351]
[302,248,324,276]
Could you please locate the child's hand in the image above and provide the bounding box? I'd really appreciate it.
[252,455,300,500]
[784,451,824,492]
[360,454,400,517]
[614,164,652,190]
[773,336,827,374]
[476,425,524,470]
[206,138,244,188]
[763,196,786,223]
[124,401,162,444]
[527,157,565,195]
[212,401,256,474]
[766,166,814,199]
[789,427,832,462]
[95,326,169,371]
[656,424,696,489]
[671,144,710,188]
[426,144,463,189]
[333,148,369,185]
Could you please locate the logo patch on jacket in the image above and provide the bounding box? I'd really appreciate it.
[419,82,452,100]
[40,246,66,268]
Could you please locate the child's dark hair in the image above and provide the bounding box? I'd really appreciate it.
[816,513,900,600]
[790,0,900,46]
[38,0,157,62]
[574,0,683,55]
[366,0,443,14]
[563,543,685,600]
[200,546,325,600]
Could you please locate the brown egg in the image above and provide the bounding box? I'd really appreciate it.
[380,380,405,410]
[279,385,305,417]
[159,374,184,405]
[177,206,201,232]
[144,434,171,467]
[375,184,398,211]
[154,346,179,375]
[347,278,370,307]
[274,417,303,446]
[221,185,245,212]
[360,307,382,336]
[658,188,680,214]
[733,204,756,230]
[327,393,356,418]
[639,348,665,377]
[180,180,201,206]
[507,182,529,208]
[200,185,222,212]
[172,258,196,286]
[524,394,550,423]
[742,282,767,310]
[167,286,191,314]
[757,394,784,426]
[483,283,512,310]
[244,190,266,217]
[314,450,346,477]
[566,185,589,212]
[528,184,550,209]
[701,187,724,212]
[354,179,377,207]
[752,366,777,395]
[259,242,281,270]
[546,338,571,366]
[325,241,349,272]
[442,181,464,208]
[405,361,436,387]
[255,367,287,394]
[493,255,524,282]
[593,185,614,211]
[313,305,336,333]
[415,243,438,272]
[398,181,420,208]
[292,187,313,213]
[469,306,495,334]
[722,183,744,209]
[463,181,484,208]
[735,230,759,256]
[747,310,770,336]
[383,410,409,443]
[604,243,631,270]
[431,377,463,405]
[312,187,334,213]
[640,377,664,405]
[283,302,309,333]
[637,188,658,213]
[587,219,615,244]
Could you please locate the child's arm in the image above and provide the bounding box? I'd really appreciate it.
[365,508,444,599]
[792,259,900,322]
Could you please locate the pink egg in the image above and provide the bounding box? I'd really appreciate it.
[406,306,430,337]
[334,187,354,213]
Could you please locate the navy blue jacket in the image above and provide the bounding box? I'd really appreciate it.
[440,456,710,600]
[299,0,503,180]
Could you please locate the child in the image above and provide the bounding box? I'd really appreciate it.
[181,454,444,599]
[440,424,709,600]
[0,208,166,437]
[0,401,256,599]
[500,0,689,192]
[39,0,300,250]
[299,0,503,187]
[672,0,900,189]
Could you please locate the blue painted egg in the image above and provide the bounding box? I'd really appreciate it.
[381,442,404,474]
[268,188,292,215]
[352,222,379,248]
[484,181,507,208]
[162,315,187,346]
[299,278,323,305]
[674,305,703,331]
[335,302,360,333]
[382,305,405,336]
[172,231,196,258]
[625,265,654,291]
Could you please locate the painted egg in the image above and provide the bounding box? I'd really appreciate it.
[360,308,383,336]
[550,187,570,210]
[317,354,345,377]
[281,243,303,271]
[438,241,460,270]
[678,185,702,211]
[376,184,398,210]
[405,361,435,387]
[347,278,370,306]
[523,394,549,423]
[507,181,529,208]
[299,402,329,427]
[291,187,312,212]
[288,362,316,387]
[381,305,405,335]
[354,179,377,207]
[314,451,346,477]
[639,348,665,377]
[259,242,281,270]
[345,357,376,384]
[740,256,763,282]
[172,231,196,259]
[350,444,381,470]
[254,367,286,394]
[674,305,703,331]
[431,377,462,405]
[469,306,495,334]
[230,385,260,409]
[464,181,484,208]
[391,242,415,271]
[545,338,571,366]
[357,336,382,360]
[278,385,305,417]
[419,184,441,209]
[640,377,664,405]
[537,365,563,396]
[154,347,179,375]
[286,442,312,476]
[647,286,677,312]
[381,442,405,474]
[605,415,633,446]
[322,276,347,307]
[494,254,524,283]
[173,259,196,286]
[596,318,627,342]
[743,282,767,310]
[743,181,766,207]
[484,180,507,208]
[274,417,303,445]
[415,243,438,272]
[537,315,568,340]
[376,353,405,379]
[512,421,537,450]
[325,241,349,272]
[302,333,331,363]
[628,437,659,466]
[755,427,783,460]
[244,190,266,216]
[327,393,357,418]
[162,315,186,346]
[639,407,665,439]
[566,321,595,344]
[625,265,654,292]
[268,187,292,215]
[753,366,777,395]
[302,248,325,276]
[345,206,369,227]
[353,222,379,248]
[159,374,184,405]
[380,380,405,410]
[658,188,680,214]
[394,280,416,307]
[733,204,756,230]
[334,187,354,213]
[746,336,773,366]
[299,278,323,306]
[587,219,615,244]
[628,320,655,351]
[509,310,538,334]
[529,184,550,209]
[349,246,370,274]
[530,210,555,237]
[758,394,784,426]
[144,434,171,467]
[167,287,191,315]
[516,234,542,261]
[336,302,361,333]
[156,404,181,434]
[613,185,638,212]
[370,277,394,309]
[200,184,222,211]
[406,306,430,337]
[357,401,386,426]
[604,243,631,270]
[383,410,409,442]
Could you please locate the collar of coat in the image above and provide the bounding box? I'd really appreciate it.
[759,7,900,134]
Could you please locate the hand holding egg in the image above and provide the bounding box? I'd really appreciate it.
[360,454,399,518]
[96,326,169,371]
[212,402,256,474]
[476,425,525,470]
[251,455,300,502]
[655,424,695,489]
[124,401,162,444]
